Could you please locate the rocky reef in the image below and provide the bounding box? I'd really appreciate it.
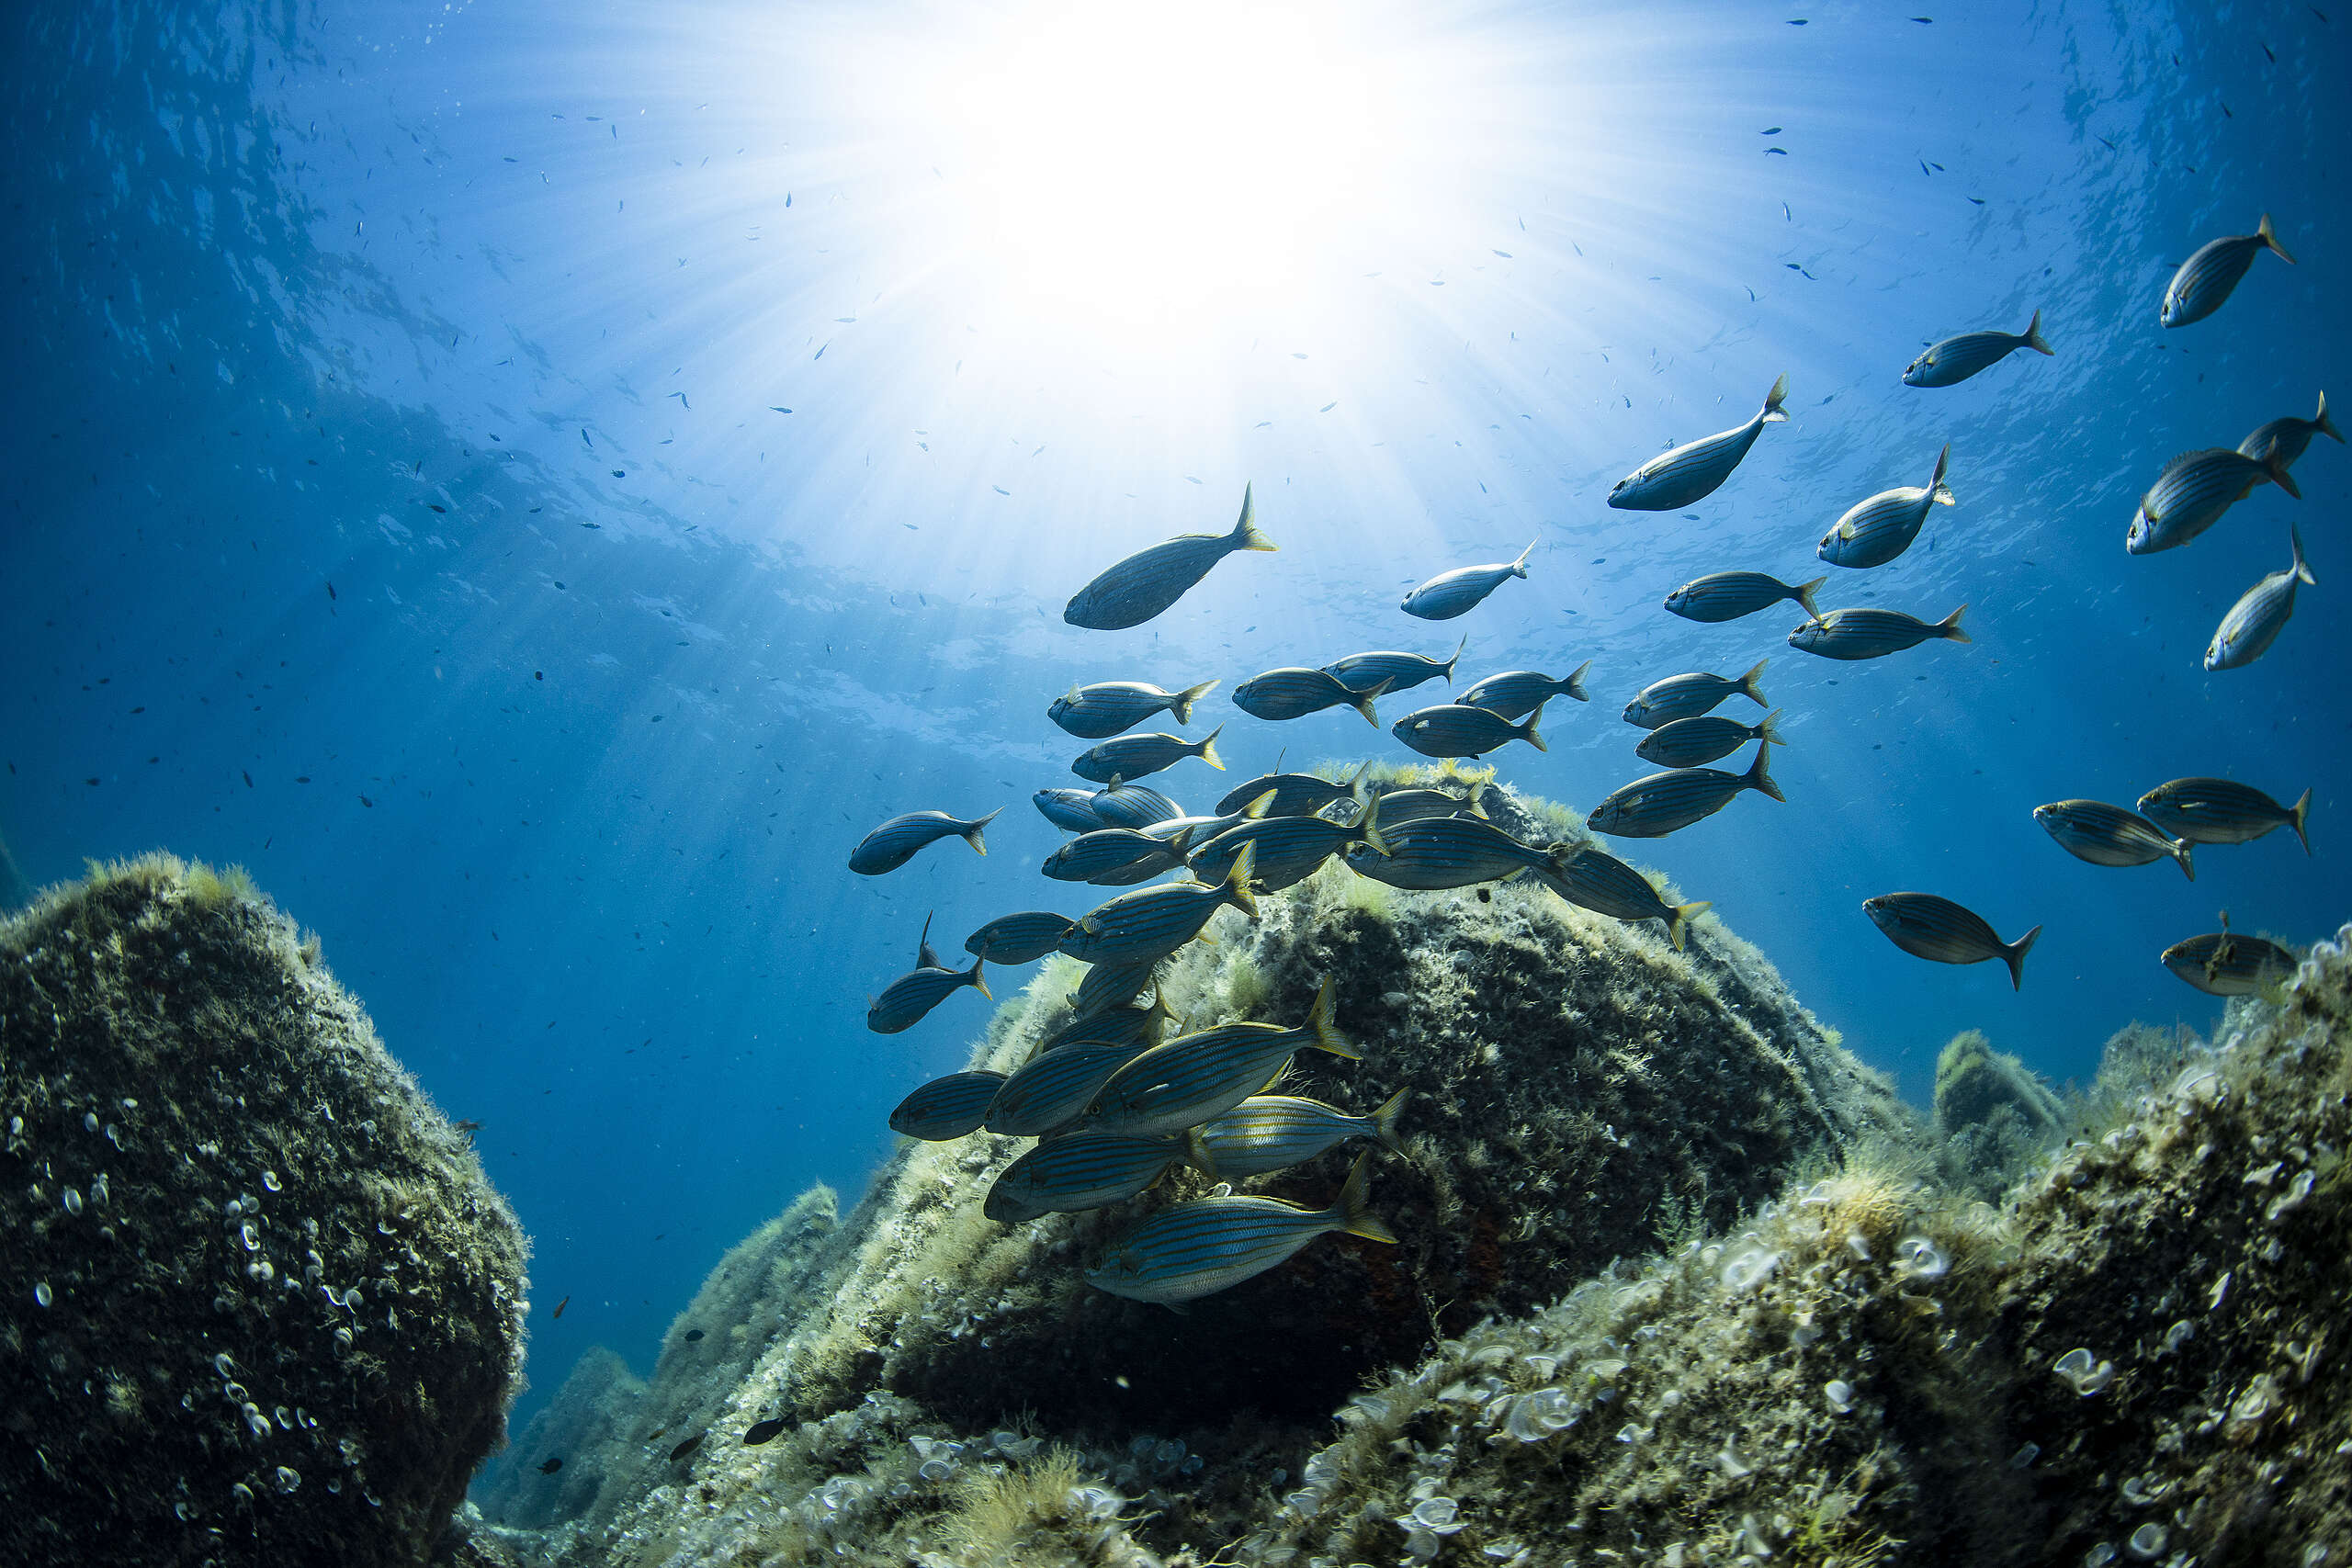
[0,855,530,1568]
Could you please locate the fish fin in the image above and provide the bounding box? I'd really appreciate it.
[1195,924,1220,945]
[2316,389,2342,444]
[1520,705,1547,753]
[916,910,938,969]
[1761,372,1791,423]
[964,807,1003,854]
[1358,792,1391,858]
[2004,924,2041,991]
[1370,1089,1408,1152]
[1231,483,1277,550]
[1737,658,1770,705]
[2257,212,2296,264]
[1935,604,1972,643]
[967,957,991,1000]
[1061,685,1083,706]
[1226,842,1261,919]
[1241,787,1278,820]
[1445,633,1467,682]
[1668,900,1713,953]
[1792,578,1826,621]
[1349,679,1387,728]
[1170,680,1217,725]
[1465,777,1489,818]
[2023,309,2053,355]
[1929,442,1956,507]
[1306,974,1357,1058]
[2172,838,2196,882]
[1745,743,1785,803]
[2290,524,2314,585]
[1334,1152,1397,1244]
[2268,452,2303,500]
[1196,724,1227,771]
[1184,1129,1219,1180]
[1105,773,1125,792]
[1754,708,1786,747]
[2291,787,2312,855]
[1511,538,1536,577]
[1565,657,1593,702]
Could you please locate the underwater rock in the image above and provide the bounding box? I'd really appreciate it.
[1933,1027,2068,1201]
[472,1348,646,1532]
[0,854,529,1568]
[0,830,31,912]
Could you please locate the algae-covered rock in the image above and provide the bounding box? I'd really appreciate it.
[475,1348,646,1532]
[0,854,529,1568]
[1934,1026,2067,1201]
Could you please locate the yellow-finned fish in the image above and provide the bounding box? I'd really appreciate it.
[1064,486,1275,629]
[1087,976,1355,1138]
[1187,1089,1407,1180]
[1085,1152,1396,1305]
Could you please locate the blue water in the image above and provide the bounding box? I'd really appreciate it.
[4,0,2344,1438]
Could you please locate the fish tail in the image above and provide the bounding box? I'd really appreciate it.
[1357,792,1392,858]
[2291,525,2314,586]
[2171,838,2196,882]
[1511,538,1536,577]
[1231,483,1278,551]
[1565,657,1593,702]
[1754,708,1786,747]
[1792,578,1826,621]
[1738,658,1770,705]
[1196,724,1227,771]
[1668,900,1713,953]
[1464,777,1490,818]
[2023,309,2053,355]
[2004,924,2041,991]
[1240,787,1278,820]
[1929,442,1957,506]
[1746,743,1785,803]
[1761,372,1791,423]
[1170,680,1218,725]
[2268,452,2303,500]
[967,956,992,1001]
[1333,1152,1397,1244]
[965,807,1004,854]
[1307,975,1358,1059]
[1369,1088,1408,1152]
[1350,678,1389,728]
[1184,1129,1220,1180]
[2315,389,2342,444]
[2257,212,2296,265]
[1935,604,1972,643]
[1226,841,1261,919]
[1520,708,1548,753]
[2291,787,2312,855]
[1445,633,1467,682]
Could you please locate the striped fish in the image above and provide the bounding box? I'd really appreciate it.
[1069,959,1163,1020]
[1363,779,1487,825]
[1587,746,1782,838]
[2239,390,2342,476]
[1608,374,1789,511]
[1392,701,1544,759]
[1088,977,1355,1137]
[1216,764,1365,818]
[2137,777,2311,854]
[1050,679,1218,739]
[1635,710,1784,770]
[1817,445,1958,570]
[2161,921,2298,996]
[1326,637,1465,695]
[1401,542,1535,620]
[1085,1152,1396,1305]
[1044,829,1185,885]
[1789,604,1970,660]
[984,1039,1153,1136]
[848,808,1001,875]
[1090,783,1185,830]
[1344,814,1560,889]
[1064,486,1276,629]
[2033,799,2195,879]
[1460,662,1591,720]
[1039,995,1171,1054]
[1663,572,1824,624]
[1524,845,1710,951]
[1187,795,1391,892]
[1234,667,1384,726]
[1035,787,1108,832]
[2161,214,2295,329]
[984,1134,1185,1223]
[1061,845,1260,965]
[1072,728,1225,784]
[1188,1089,1407,1180]
[2128,447,2298,554]
[1623,660,1768,728]
[1902,311,2053,387]
[1139,791,1277,853]
[1861,893,2039,990]
[2207,526,2317,671]
[965,911,1078,964]
[888,1071,1008,1141]
[866,956,991,1034]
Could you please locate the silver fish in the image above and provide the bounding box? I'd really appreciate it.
[1061,846,1259,965]
[2033,800,2194,880]
[1043,829,1185,885]
[1902,311,2052,387]
[1216,765,1364,818]
[1064,486,1276,629]
[1392,702,1544,759]
[1187,795,1391,892]
[1363,780,1487,825]
[1072,728,1225,784]
[1188,1089,1408,1180]
[2128,447,2298,554]
[1326,637,1464,695]
[1039,995,1171,1055]
[1085,1152,1396,1305]
[866,956,991,1034]
[1089,977,1354,1138]
[1524,846,1710,951]
[1138,790,1277,852]
[965,911,1077,964]
[1635,710,1784,770]
[848,808,1001,875]
[1050,680,1218,739]
[1663,571,1824,624]
[1817,445,1958,570]
[1788,604,1970,660]
[1608,374,1789,511]
[1623,660,1768,728]
[2161,214,2294,329]
[984,1134,1184,1223]
[1233,667,1384,726]
[1401,542,1534,620]
[1035,787,1108,832]
[2239,390,2341,476]
[1460,661,1591,720]
[985,1038,1153,1137]
[1344,815,1560,889]
[1090,783,1185,830]
[2160,918,2297,996]
[1069,959,1163,1020]
[1587,747,1782,839]
[2137,777,2312,854]
[888,1071,1008,1141]
[1861,893,2039,990]
[2206,526,2316,671]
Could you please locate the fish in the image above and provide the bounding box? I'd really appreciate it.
[2127,447,2298,554]
[1039,994,1171,1053]
[1400,542,1536,620]
[1050,680,1219,739]
[538,1458,564,1474]
[1586,747,1783,838]
[1523,845,1711,951]
[1623,660,1769,728]
[2239,390,2342,476]
[1090,782,1185,830]
[1326,637,1465,695]
[984,1039,1158,1135]
[1233,668,1385,726]
[1043,829,1186,885]
[2136,777,2312,853]
[1363,779,1487,825]
[1034,787,1108,832]
[1634,710,1785,769]
[1817,445,1958,569]
[1085,1152,1396,1305]
[1071,728,1225,784]
[1216,766,1364,818]
[2032,800,2195,879]
[1186,795,1392,892]
[1608,374,1789,511]
[669,1434,704,1463]
[965,911,1079,964]
[2160,919,2298,995]
[1069,959,1164,1019]
[2161,213,2295,328]
[1088,977,1354,1137]
[744,1416,788,1446]
[1060,846,1260,966]
[2206,525,2316,671]
[983,1134,1186,1223]
[888,1070,1010,1140]
[552,1296,569,1319]
[1788,605,1970,660]
[1458,662,1591,721]
[1343,814,1562,889]
[1137,789,1276,852]
[1861,893,2039,989]
[1064,485,1276,629]
[865,957,991,1034]
[1392,702,1545,759]
[1901,312,2053,387]
[848,808,1002,874]
[683,1329,705,1342]
[1187,1089,1407,1180]
[1662,572,1825,624]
